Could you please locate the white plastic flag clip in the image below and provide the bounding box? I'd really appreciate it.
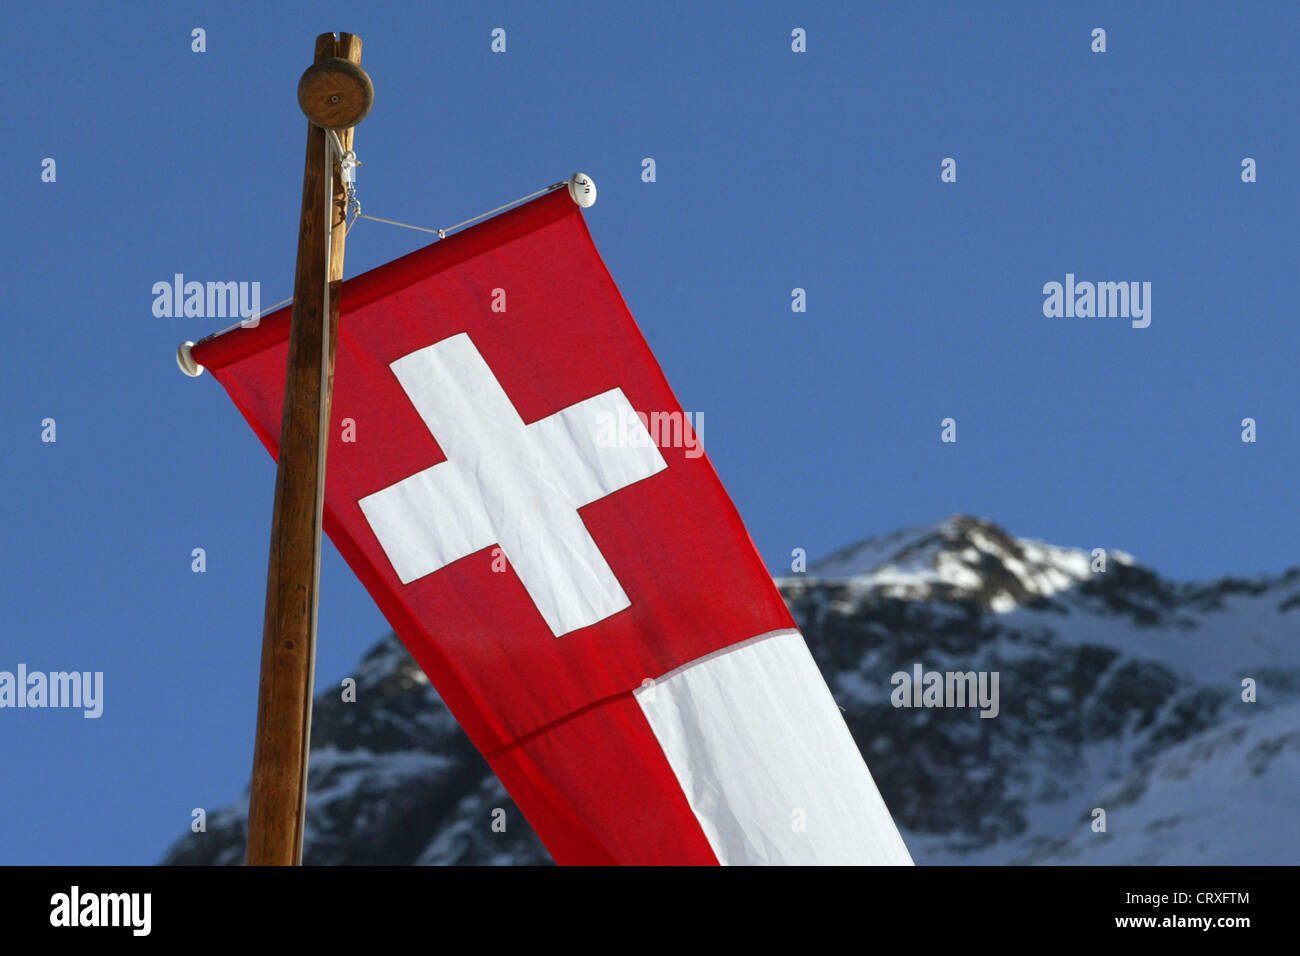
[568,172,597,208]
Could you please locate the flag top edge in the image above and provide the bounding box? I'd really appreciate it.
[191,187,578,372]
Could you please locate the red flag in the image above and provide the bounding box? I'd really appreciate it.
[192,188,911,865]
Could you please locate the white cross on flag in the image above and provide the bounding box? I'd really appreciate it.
[192,188,912,865]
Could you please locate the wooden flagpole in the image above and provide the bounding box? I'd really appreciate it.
[245,32,372,866]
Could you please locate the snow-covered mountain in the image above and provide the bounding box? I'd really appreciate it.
[161,515,1300,865]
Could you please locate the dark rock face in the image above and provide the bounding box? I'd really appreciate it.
[162,515,1300,865]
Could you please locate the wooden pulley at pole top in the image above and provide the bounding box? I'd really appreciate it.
[297,55,374,129]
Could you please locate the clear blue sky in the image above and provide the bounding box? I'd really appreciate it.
[3,2,1296,864]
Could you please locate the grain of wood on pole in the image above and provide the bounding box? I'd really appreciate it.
[245,32,370,867]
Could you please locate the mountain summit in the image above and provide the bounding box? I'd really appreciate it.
[793,514,1133,611]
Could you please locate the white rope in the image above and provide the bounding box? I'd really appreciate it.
[356,213,442,236]
[327,130,346,161]
[190,295,295,346]
[257,295,295,318]
[356,182,567,240]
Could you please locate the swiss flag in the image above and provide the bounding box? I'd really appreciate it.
[192,187,911,865]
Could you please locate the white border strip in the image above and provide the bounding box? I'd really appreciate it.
[635,628,913,865]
